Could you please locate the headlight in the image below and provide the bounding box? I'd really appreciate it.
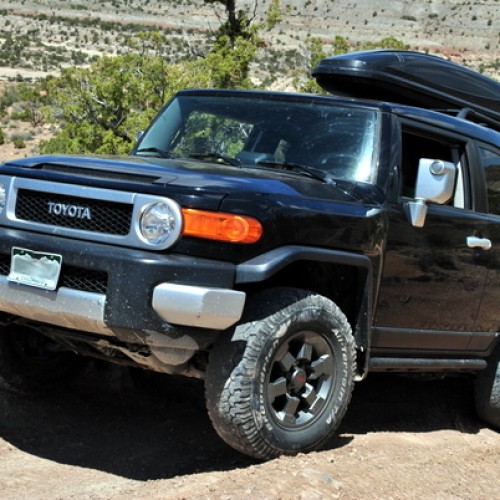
[138,199,182,248]
[0,183,5,213]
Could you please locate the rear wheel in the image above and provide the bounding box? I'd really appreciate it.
[475,344,500,430]
[205,288,356,460]
[0,323,85,394]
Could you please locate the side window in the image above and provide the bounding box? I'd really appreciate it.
[482,147,500,216]
[401,128,467,208]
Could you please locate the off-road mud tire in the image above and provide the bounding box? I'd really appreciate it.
[205,287,356,460]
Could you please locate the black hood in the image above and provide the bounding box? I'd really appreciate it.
[2,154,377,204]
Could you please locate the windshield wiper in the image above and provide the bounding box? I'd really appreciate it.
[187,152,241,167]
[256,160,333,183]
[135,147,173,159]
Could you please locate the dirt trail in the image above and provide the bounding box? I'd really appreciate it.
[0,363,498,499]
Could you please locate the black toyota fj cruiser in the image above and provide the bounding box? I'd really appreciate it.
[0,51,498,460]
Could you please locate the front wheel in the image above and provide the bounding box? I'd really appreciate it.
[475,344,500,430]
[205,288,356,460]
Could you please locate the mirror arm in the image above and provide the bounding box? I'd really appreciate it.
[407,198,428,228]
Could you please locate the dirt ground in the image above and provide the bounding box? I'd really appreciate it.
[0,362,498,499]
[0,121,54,163]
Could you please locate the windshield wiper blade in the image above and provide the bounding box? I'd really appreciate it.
[256,160,332,183]
[135,147,173,159]
[187,152,241,167]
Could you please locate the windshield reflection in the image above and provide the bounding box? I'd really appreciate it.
[135,93,380,184]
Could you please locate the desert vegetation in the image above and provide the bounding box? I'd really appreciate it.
[0,0,498,158]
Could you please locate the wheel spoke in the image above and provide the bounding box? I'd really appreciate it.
[309,354,333,380]
[309,395,325,414]
[301,383,318,407]
[268,376,288,403]
[279,394,300,425]
[278,351,296,372]
[301,383,325,415]
[297,342,313,362]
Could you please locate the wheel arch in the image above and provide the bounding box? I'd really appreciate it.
[235,245,374,377]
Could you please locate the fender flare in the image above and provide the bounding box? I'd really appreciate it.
[235,245,374,377]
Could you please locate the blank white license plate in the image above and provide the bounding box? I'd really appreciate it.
[8,247,62,291]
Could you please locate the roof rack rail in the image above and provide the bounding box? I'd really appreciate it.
[313,50,500,131]
[443,107,500,131]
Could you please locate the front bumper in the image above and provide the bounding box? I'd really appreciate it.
[0,276,245,335]
[0,228,246,340]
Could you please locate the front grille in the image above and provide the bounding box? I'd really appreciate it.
[0,254,108,294]
[0,254,9,275]
[60,266,108,294]
[15,189,133,235]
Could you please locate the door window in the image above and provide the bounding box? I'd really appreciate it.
[400,129,467,208]
[482,148,500,215]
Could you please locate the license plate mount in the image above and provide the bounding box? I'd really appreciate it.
[8,247,62,291]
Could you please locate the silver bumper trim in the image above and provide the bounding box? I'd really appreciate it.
[152,283,246,330]
[0,276,112,335]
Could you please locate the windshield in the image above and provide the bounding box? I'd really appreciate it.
[135,93,380,184]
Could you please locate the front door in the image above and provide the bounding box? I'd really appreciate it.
[373,126,488,354]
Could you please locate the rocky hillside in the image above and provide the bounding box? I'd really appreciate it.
[0,0,498,82]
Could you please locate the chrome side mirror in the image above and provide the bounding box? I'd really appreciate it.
[136,130,144,142]
[408,159,456,227]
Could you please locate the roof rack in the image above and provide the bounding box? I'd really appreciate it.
[313,50,500,132]
[458,108,500,131]
[439,107,500,131]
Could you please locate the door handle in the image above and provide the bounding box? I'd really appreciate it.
[467,236,492,250]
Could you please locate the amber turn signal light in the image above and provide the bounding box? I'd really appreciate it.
[182,208,263,244]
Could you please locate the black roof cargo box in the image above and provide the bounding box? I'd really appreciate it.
[313,50,500,128]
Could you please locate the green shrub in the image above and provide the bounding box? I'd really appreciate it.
[13,137,26,149]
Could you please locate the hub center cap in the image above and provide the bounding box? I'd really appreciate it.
[291,368,307,392]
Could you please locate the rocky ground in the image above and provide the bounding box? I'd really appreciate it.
[0,119,53,162]
[0,362,498,499]
[0,0,498,82]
